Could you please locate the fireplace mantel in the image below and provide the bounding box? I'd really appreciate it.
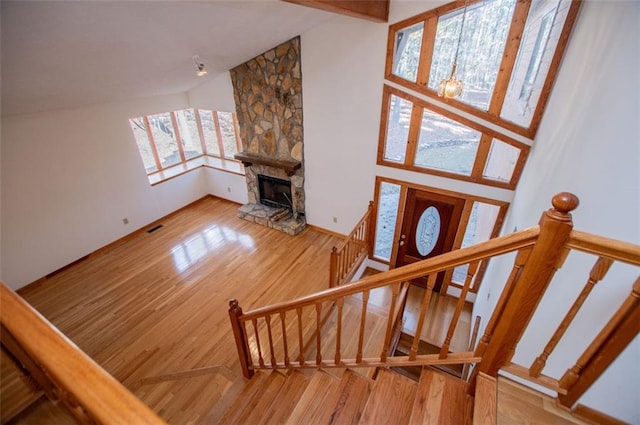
[234,152,301,176]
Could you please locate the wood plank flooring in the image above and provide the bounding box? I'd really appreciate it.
[10,196,344,424]
[497,376,589,425]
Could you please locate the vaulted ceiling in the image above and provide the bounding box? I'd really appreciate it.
[0,1,336,116]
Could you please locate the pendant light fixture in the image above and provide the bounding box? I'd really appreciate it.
[438,0,470,99]
[193,55,207,77]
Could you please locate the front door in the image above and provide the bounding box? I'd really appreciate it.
[394,189,465,292]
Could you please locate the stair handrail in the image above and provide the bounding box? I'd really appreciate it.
[329,201,375,287]
[0,282,167,425]
[239,226,539,320]
[229,224,541,378]
[230,191,639,416]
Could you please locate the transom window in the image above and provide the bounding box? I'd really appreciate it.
[379,85,530,189]
[385,0,581,138]
[129,108,242,180]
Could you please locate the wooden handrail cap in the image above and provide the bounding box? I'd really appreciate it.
[551,192,579,214]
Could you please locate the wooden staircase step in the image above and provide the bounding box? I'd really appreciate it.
[409,367,467,425]
[315,369,372,425]
[257,370,310,425]
[395,332,464,378]
[218,370,274,424]
[1,348,44,424]
[473,373,497,425]
[233,370,287,424]
[359,368,417,424]
[286,369,340,425]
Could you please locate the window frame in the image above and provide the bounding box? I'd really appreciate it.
[130,108,243,179]
[377,85,530,190]
[384,0,582,139]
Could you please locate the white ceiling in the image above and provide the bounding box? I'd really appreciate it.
[1,1,335,116]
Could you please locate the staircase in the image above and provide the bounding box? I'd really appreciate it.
[0,348,44,424]
[218,366,494,424]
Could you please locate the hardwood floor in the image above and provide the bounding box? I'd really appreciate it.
[11,196,344,424]
[497,376,589,425]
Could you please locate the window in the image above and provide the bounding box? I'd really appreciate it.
[129,108,243,182]
[383,95,412,163]
[373,181,401,261]
[385,0,581,138]
[378,85,529,189]
[380,0,581,188]
[415,108,481,175]
[451,201,501,285]
[427,0,517,111]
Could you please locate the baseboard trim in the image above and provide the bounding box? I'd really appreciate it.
[18,194,234,295]
[572,404,627,425]
[305,224,346,239]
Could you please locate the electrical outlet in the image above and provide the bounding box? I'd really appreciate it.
[332,217,338,223]
[122,218,129,225]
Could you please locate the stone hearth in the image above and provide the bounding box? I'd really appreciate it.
[237,203,305,236]
[230,37,305,235]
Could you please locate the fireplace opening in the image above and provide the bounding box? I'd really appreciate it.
[258,174,293,211]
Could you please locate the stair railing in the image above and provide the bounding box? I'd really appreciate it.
[470,221,640,409]
[329,201,375,287]
[230,192,639,413]
[0,282,167,425]
[229,215,542,378]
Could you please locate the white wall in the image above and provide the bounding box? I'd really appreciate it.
[301,16,387,233]
[187,71,249,204]
[1,94,210,289]
[204,168,249,205]
[473,1,640,422]
[301,2,514,235]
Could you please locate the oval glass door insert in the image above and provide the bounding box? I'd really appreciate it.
[416,206,441,256]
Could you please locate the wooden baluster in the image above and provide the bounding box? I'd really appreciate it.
[410,273,437,360]
[476,193,579,378]
[297,307,304,366]
[228,299,254,379]
[339,250,345,283]
[356,290,370,363]
[474,247,531,363]
[558,277,640,408]
[440,262,479,359]
[251,318,264,367]
[265,314,276,366]
[330,247,338,287]
[462,315,482,381]
[280,311,289,367]
[530,257,613,377]
[351,238,355,268]
[315,303,322,365]
[380,282,401,362]
[335,298,344,365]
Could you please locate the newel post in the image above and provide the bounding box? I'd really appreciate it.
[366,201,376,258]
[228,299,254,379]
[329,247,338,288]
[477,192,580,378]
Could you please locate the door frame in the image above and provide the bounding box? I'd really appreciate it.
[372,176,509,296]
[394,188,466,291]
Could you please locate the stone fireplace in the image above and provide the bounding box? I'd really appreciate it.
[230,37,305,235]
